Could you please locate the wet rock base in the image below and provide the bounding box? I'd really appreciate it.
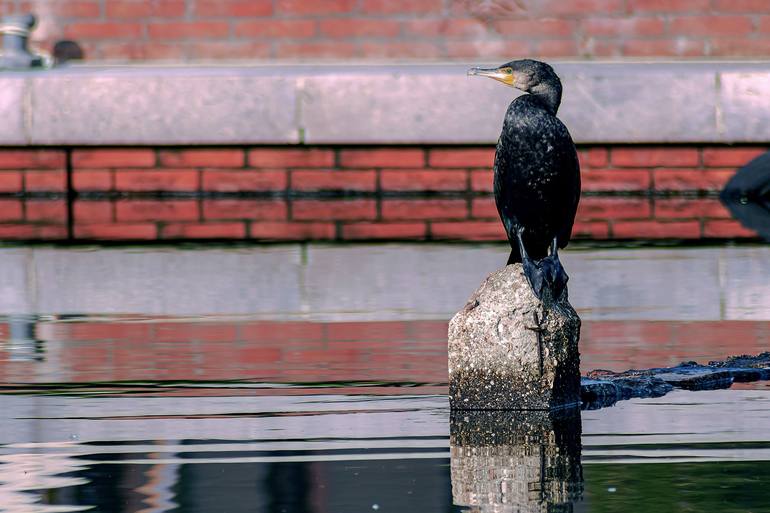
[449,264,581,410]
[450,408,583,512]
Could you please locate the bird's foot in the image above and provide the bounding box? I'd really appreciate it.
[542,253,569,300]
[510,226,569,301]
[521,256,547,300]
[521,238,569,302]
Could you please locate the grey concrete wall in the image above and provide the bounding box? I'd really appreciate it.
[0,62,769,145]
[0,244,767,321]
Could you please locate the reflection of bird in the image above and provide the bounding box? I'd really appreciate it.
[469,59,580,300]
[720,150,770,240]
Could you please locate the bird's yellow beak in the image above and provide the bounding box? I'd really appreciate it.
[468,66,515,87]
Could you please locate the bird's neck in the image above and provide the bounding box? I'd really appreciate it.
[528,82,562,116]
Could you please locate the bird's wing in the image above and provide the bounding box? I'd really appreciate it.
[557,145,581,249]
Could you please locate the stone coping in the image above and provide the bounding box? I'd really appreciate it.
[0,61,768,145]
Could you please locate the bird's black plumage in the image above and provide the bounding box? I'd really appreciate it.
[470,59,581,299]
[495,81,580,262]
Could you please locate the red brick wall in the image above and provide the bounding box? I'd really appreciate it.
[3,0,769,61]
[0,149,68,240]
[0,145,763,242]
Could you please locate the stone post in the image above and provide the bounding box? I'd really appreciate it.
[0,14,44,69]
[448,264,581,410]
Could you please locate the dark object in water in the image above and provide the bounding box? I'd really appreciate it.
[581,352,770,410]
[53,40,84,65]
[720,150,770,240]
[581,375,673,410]
[468,59,580,300]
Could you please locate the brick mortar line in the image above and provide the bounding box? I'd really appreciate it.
[4,143,763,151]
[61,190,723,200]
[65,148,75,240]
[0,191,724,206]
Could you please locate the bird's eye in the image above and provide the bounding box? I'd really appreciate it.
[503,67,513,74]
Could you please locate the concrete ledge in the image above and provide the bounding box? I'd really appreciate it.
[30,73,298,145]
[0,76,27,145]
[0,62,769,145]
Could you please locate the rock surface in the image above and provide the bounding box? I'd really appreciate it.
[448,264,581,411]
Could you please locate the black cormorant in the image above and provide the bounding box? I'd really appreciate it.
[469,59,581,300]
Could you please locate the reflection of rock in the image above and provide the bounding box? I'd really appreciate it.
[450,409,583,512]
[449,264,581,410]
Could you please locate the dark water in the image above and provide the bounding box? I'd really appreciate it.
[1,315,770,512]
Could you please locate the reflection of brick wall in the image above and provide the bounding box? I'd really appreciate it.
[4,0,769,61]
[0,145,764,241]
[1,319,768,385]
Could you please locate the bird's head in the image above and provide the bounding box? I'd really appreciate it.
[468,59,562,113]
[468,59,560,93]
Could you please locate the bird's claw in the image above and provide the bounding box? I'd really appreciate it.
[520,237,569,301]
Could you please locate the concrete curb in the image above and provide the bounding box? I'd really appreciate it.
[0,61,768,146]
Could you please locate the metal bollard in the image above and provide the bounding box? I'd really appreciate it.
[0,14,45,69]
